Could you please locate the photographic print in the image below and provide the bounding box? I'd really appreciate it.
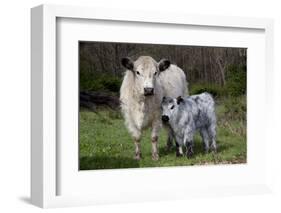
[79,41,246,170]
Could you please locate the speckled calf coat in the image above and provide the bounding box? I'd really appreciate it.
[161,92,217,157]
[120,56,187,160]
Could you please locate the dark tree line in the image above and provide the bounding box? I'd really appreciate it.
[79,41,246,88]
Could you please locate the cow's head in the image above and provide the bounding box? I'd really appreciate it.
[121,56,170,96]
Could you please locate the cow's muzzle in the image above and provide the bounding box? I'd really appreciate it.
[144,87,154,96]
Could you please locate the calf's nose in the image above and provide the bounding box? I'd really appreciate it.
[144,87,154,96]
[162,115,169,122]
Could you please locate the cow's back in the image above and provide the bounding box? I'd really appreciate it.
[159,64,188,98]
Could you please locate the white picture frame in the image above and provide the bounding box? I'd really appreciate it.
[31,4,274,208]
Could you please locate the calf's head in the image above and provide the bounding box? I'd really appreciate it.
[161,96,184,123]
[121,56,170,96]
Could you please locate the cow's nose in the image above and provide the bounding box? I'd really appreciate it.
[144,87,154,96]
[162,115,169,122]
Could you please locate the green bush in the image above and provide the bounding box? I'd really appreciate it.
[190,83,227,98]
[100,77,122,93]
[190,65,246,98]
[80,71,122,93]
[225,65,246,97]
[223,95,246,121]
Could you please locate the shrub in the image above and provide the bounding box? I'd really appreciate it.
[223,95,246,121]
[225,65,246,97]
[100,77,122,93]
[80,71,122,93]
[79,67,99,91]
[190,83,227,98]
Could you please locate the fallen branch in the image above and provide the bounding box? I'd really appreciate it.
[80,91,120,110]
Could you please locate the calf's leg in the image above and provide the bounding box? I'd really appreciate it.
[184,130,194,158]
[166,127,174,151]
[208,124,217,153]
[175,141,184,157]
[185,140,194,158]
[200,128,210,153]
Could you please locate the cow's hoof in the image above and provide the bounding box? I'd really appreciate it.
[152,153,159,161]
[134,153,142,160]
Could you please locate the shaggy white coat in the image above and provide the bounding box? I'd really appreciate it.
[120,56,187,159]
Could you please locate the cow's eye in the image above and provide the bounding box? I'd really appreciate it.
[170,105,175,110]
[136,71,140,75]
[154,72,157,75]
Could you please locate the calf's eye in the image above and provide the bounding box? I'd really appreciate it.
[154,72,157,75]
[170,105,175,110]
[136,71,140,75]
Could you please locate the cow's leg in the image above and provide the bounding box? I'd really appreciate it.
[129,125,142,160]
[151,121,161,161]
[133,137,142,160]
[151,136,159,161]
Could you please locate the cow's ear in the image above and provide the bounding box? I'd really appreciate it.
[176,96,184,105]
[158,59,171,72]
[121,57,134,71]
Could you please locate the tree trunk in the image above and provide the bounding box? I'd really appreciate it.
[216,57,226,86]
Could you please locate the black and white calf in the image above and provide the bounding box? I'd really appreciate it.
[161,92,217,157]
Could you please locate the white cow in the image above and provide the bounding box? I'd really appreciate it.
[120,56,188,160]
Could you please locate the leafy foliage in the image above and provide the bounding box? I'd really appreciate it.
[223,95,246,121]
[190,83,227,98]
[80,71,122,93]
[190,65,246,98]
[79,42,247,91]
[225,65,247,97]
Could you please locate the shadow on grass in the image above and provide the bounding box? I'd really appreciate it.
[216,140,234,152]
[80,156,140,170]
[158,145,176,156]
[158,139,234,156]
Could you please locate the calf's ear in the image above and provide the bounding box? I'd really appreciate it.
[176,96,184,105]
[158,59,171,72]
[121,57,134,71]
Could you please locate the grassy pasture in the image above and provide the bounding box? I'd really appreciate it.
[79,96,246,170]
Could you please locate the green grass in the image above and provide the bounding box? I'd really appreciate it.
[79,97,246,170]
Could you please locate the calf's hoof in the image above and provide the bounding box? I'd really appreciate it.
[152,152,159,161]
[210,146,217,153]
[210,148,217,154]
[186,151,194,158]
[176,152,183,157]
